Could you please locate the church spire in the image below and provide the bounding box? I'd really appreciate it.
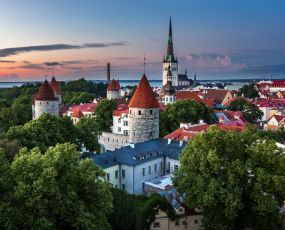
[166,17,174,59]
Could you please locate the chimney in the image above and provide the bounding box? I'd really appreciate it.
[107,63,111,84]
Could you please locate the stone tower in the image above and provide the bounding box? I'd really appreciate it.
[33,80,59,119]
[50,76,62,105]
[160,65,176,105]
[107,79,120,99]
[163,17,178,86]
[128,74,160,144]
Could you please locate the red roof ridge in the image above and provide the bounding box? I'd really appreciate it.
[72,108,84,118]
[129,74,159,108]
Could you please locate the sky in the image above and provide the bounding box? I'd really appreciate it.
[0,0,284,81]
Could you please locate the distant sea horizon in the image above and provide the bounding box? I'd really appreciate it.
[0,78,280,89]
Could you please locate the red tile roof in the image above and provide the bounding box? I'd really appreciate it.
[272,80,285,88]
[176,91,215,107]
[129,74,159,108]
[201,89,231,104]
[107,79,120,91]
[72,108,84,118]
[50,76,61,94]
[69,103,96,113]
[164,124,210,141]
[253,98,285,108]
[113,104,129,116]
[34,80,57,101]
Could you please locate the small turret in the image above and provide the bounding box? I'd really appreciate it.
[107,79,120,99]
[33,80,59,119]
[50,76,62,105]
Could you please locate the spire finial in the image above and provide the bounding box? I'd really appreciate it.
[143,53,146,74]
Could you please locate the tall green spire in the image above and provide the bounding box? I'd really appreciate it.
[167,17,174,59]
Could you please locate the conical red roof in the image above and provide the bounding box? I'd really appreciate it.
[50,76,61,94]
[129,74,159,108]
[34,80,57,101]
[107,79,120,91]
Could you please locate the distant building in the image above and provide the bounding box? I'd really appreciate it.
[270,80,285,92]
[267,114,285,131]
[162,17,192,88]
[32,79,60,119]
[65,102,97,124]
[107,79,121,100]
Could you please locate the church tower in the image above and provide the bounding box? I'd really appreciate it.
[128,74,159,144]
[160,65,176,105]
[163,17,178,86]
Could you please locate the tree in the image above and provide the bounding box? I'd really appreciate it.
[159,100,215,137]
[0,139,21,162]
[0,95,32,133]
[94,99,117,132]
[77,116,100,152]
[228,98,263,123]
[1,143,112,230]
[174,126,285,230]
[238,83,259,99]
[7,113,79,152]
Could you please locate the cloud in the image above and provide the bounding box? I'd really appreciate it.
[0,60,16,63]
[0,41,129,57]
[182,53,246,71]
[43,62,63,66]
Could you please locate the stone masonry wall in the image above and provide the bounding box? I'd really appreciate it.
[129,108,159,144]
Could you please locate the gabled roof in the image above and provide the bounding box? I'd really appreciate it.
[69,103,96,113]
[72,108,84,118]
[34,80,57,101]
[268,114,285,123]
[50,76,61,95]
[107,79,120,91]
[129,74,159,108]
[176,91,215,107]
[201,89,232,104]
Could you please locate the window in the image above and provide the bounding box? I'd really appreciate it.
[161,162,163,171]
[115,170,118,179]
[168,162,170,171]
[150,110,152,115]
[106,173,110,182]
[148,166,151,174]
[142,168,145,176]
[194,220,199,224]
[182,221,187,225]
[123,130,129,136]
[138,110,141,115]
[122,184,125,190]
[123,120,128,126]
[118,127,121,132]
[122,170,125,179]
[129,110,132,114]
[175,221,179,226]
[154,164,157,172]
[174,165,178,171]
[118,118,121,123]
[153,222,160,228]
